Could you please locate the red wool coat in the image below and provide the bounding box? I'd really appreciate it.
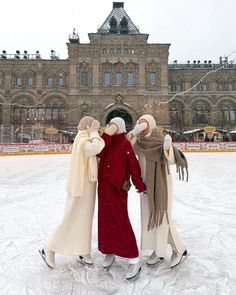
[97,132,146,258]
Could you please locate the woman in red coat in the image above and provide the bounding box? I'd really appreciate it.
[97,117,146,280]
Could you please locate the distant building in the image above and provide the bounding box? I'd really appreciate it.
[0,2,235,142]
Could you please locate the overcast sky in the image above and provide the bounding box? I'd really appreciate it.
[1,0,236,63]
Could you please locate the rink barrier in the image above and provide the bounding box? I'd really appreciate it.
[0,142,236,156]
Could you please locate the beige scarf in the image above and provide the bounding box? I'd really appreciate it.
[135,128,188,230]
[66,130,98,197]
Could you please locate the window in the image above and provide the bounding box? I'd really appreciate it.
[81,71,89,86]
[16,77,22,87]
[27,77,33,87]
[28,108,35,121]
[59,76,64,87]
[124,48,128,54]
[148,72,156,85]
[59,106,66,120]
[45,106,52,121]
[110,48,114,54]
[228,83,233,91]
[127,72,134,85]
[37,107,45,120]
[176,84,182,92]
[192,102,210,125]
[47,77,53,87]
[13,107,21,122]
[52,107,58,120]
[103,48,107,54]
[0,77,2,87]
[104,72,111,85]
[116,72,123,85]
[117,48,121,54]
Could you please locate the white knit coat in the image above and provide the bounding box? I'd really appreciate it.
[46,131,104,255]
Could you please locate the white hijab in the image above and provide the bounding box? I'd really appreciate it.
[110,117,126,134]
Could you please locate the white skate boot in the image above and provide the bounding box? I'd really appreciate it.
[102,254,115,268]
[146,251,164,266]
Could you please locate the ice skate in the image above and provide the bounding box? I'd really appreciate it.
[102,254,115,268]
[146,251,164,266]
[125,262,141,280]
[79,254,93,265]
[170,249,188,269]
[38,249,55,268]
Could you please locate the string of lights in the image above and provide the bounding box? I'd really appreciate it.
[159,50,236,105]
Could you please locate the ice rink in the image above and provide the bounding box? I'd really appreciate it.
[0,153,235,295]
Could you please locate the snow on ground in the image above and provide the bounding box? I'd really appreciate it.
[0,153,236,295]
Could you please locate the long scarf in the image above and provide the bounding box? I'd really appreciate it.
[66,130,98,197]
[135,128,188,230]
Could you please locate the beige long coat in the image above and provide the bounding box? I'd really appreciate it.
[46,131,104,256]
[132,136,186,257]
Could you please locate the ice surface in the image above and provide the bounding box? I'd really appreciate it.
[0,153,236,295]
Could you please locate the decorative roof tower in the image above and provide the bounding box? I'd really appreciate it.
[97,2,140,34]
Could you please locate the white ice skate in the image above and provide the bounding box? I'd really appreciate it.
[146,251,164,266]
[102,254,115,268]
[38,249,55,268]
[125,262,141,280]
[170,249,188,269]
[79,254,93,265]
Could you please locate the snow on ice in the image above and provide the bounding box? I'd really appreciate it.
[0,153,236,294]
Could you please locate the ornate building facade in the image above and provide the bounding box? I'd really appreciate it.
[0,2,236,142]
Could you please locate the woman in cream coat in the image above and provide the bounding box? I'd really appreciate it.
[39,116,105,267]
[128,114,188,269]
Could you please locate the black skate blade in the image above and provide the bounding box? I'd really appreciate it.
[38,249,53,269]
[79,255,94,266]
[171,250,188,270]
[126,267,141,282]
[146,257,164,267]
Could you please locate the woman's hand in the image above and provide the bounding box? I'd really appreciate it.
[163,134,172,151]
[87,120,100,133]
[132,122,148,135]
[104,123,118,135]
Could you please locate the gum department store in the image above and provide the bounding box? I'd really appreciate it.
[0,2,236,142]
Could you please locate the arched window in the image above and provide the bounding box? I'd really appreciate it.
[146,61,160,87]
[192,101,210,125]
[109,16,117,33]
[13,107,21,123]
[79,62,91,86]
[44,101,66,125]
[219,101,236,127]
[169,101,184,131]
[120,16,128,34]
[217,78,225,91]
[25,71,35,88]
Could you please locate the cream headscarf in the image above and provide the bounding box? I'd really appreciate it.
[66,116,98,197]
[110,117,126,134]
[139,114,157,136]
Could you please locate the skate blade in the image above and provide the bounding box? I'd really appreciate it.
[79,256,94,266]
[171,252,189,270]
[38,250,53,269]
[126,267,141,282]
[146,258,164,267]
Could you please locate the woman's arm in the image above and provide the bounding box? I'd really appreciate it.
[84,132,105,158]
[126,143,146,193]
